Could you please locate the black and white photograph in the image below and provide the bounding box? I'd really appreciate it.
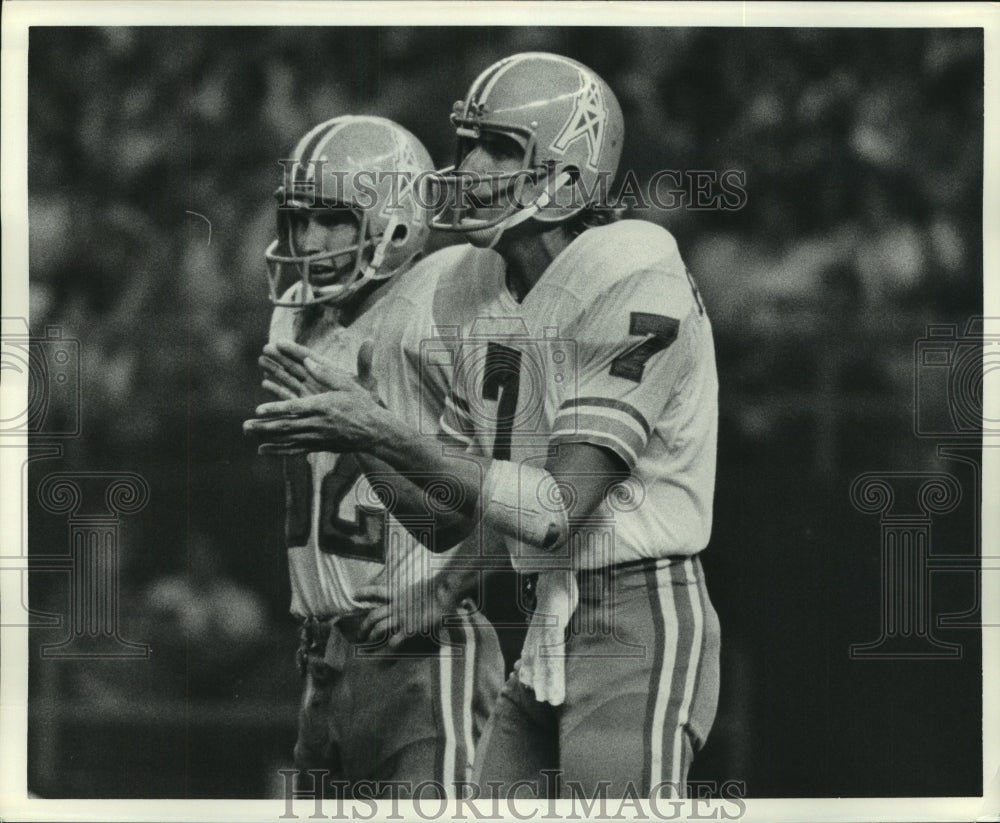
[1,2,996,821]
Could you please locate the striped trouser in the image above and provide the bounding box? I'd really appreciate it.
[294,600,505,796]
[472,554,720,799]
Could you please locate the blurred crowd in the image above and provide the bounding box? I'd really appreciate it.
[27,28,981,456]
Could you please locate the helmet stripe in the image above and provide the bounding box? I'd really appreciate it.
[468,54,517,104]
[477,53,587,105]
[292,118,336,164]
[293,118,352,183]
[477,54,524,103]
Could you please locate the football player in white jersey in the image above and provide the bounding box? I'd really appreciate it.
[250,115,502,797]
[246,56,721,799]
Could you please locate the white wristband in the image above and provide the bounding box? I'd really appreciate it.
[480,460,570,557]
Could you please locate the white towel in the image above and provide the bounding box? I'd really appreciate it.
[517,570,579,706]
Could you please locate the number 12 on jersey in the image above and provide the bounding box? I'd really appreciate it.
[283,453,386,564]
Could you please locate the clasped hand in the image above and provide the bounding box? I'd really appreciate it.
[242,339,384,454]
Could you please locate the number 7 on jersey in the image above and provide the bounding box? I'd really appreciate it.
[610,313,679,383]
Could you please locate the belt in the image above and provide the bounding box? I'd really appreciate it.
[519,554,698,611]
[297,613,369,675]
[299,612,369,647]
[297,608,447,672]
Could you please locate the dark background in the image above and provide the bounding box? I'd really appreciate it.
[21,26,984,798]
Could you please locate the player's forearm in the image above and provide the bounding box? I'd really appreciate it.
[366,415,631,562]
[368,416,486,509]
[354,451,476,549]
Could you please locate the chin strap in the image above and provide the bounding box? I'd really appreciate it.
[360,212,402,281]
[301,213,402,306]
[478,171,575,249]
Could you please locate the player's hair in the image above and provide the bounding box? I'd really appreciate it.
[565,205,624,238]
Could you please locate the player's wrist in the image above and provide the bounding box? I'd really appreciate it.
[481,460,569,558]
[365,404,402,452]
[369,412,446,478]
[369,413,427,467]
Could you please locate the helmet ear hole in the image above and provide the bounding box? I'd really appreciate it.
[391,224,409,245]
[559,165,582,200]
[539,165,579,211]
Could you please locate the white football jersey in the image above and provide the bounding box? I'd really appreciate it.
[270,263,476,619]
[437,220,718,568]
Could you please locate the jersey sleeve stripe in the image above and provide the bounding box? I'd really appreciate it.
[553,406,649,443]
[552,412,647,458]
[557,396,652,436]
[550,429,640,470]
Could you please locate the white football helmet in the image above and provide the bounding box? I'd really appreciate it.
[265,115,433,306]
[429,53,624,248]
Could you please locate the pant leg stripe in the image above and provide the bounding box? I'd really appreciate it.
[688,558,713,749]
[430,645,445,788]
[647,563,680,792]
[642,566,662,791]
[460,609,477,785]
[664,559,693,795]
[439,640,457,792]
[670,557,704,791]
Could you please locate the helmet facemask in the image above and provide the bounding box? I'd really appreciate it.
[266,198,406,307]
[264,115,434,308]
[430,114,578,248]
[429,53,624,248]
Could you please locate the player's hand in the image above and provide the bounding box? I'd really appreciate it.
[356,575,465,651]
[242,384,387,453]
[259,340,359,401]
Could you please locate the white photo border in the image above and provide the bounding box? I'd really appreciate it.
[2,2,997,822]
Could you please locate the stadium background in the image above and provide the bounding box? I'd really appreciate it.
[22,26,983,798]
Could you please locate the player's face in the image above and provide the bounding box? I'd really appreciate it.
[459,132,524,175]
[289,207,362,288]
[456,132,530,226]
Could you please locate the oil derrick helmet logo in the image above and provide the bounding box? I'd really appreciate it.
[552,71,609,174]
